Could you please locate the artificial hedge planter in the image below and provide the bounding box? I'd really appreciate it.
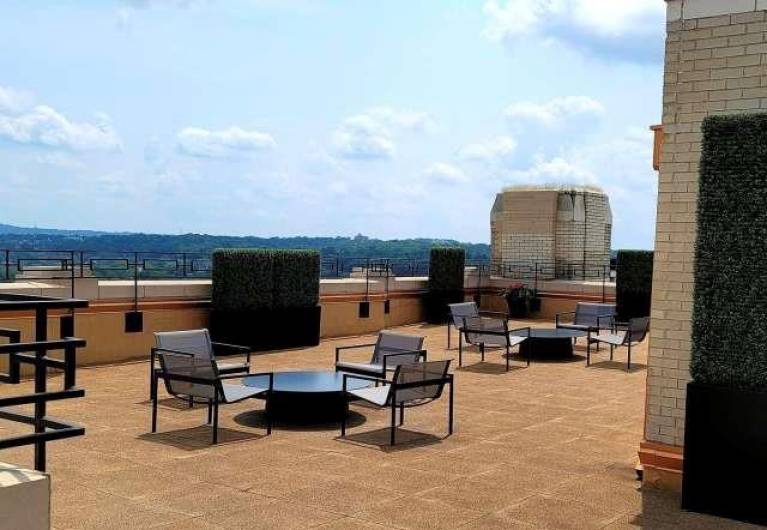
[682,114,767,525]
[210,249,321,351]
[425,247,465,323]
[615,250,653,320]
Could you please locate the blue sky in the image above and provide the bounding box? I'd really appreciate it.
[0,0,664,248]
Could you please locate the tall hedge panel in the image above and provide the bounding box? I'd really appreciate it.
[615,250,654,320]
[426,247,465,323]
[272,249,320,309]
[691,114,767,391]
[211,249,273,311]
[428,247,465,291]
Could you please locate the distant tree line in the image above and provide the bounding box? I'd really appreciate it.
[0,232,491,261]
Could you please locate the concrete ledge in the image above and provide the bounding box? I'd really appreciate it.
[0,462,50,530]
[667,0,762,21]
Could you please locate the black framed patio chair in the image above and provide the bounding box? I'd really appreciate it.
[458,316,530,371]
[151,350,273,444]
[151,329,251,406]
[447,302,507,348]
[340,360,453,446]
[335,330,426,378]
[588,317,650,371]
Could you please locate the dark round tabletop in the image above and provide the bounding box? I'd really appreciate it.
[510,328,587,339]
[242,370,370,394]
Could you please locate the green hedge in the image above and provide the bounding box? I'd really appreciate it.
[212,249,273,311]
[212,248,320,312]
[272,249,320,309]
[691,113,767,390]
[616,250,654,320]
[428,247,465,291]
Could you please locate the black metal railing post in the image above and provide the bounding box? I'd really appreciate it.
[3,250,9,282]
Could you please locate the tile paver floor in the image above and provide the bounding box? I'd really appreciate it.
[0,321,758,529]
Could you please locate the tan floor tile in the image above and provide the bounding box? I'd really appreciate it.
[355,496,486,529]
[499,494,617,529]
[282,478,404,514]
[204,499,344,529]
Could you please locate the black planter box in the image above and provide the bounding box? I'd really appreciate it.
[424,289,464,324]
[210,305,321,351]
[683,381,767,525]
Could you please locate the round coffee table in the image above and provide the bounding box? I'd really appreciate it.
[509,328,587,359]
[242,371,370,424]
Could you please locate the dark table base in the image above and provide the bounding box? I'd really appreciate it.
[266,391,349,424]
[519,337,575,359]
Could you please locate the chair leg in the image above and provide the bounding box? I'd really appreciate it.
[586,343,591,366]
[151,375,158,433]
[448,378,454,436]
[610,342,614,361]
[212,398,219,444]
[506,344,510,372]
[447,323,451,349]
[399,404,404,426]
[189,395,194,409]
[458,333,463,367]
[207,400,212,424]
[390,402,397,446]
[266,398,273,436]
[480,343,485,362]
[627,343,631,372]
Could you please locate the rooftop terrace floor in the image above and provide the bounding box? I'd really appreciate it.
[0,322,756,529]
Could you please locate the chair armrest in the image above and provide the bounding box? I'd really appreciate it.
[479,311,508,319]
[382,349,427,371]
[342,373,392,394]
[218,372,274,391]
[335,343,377,363]
[211,341,251,363]
[555,311,576,327]
[508,326,532,337]
[152,347,195,357]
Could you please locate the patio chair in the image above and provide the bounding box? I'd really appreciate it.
[458,316,530,371]
[555,302,616,334]
[151,349,273,443]
[335,330,426,378]
[588,317,650,371]
[151,329,251,406]
[340,360,453,445]
[447,302,507,348]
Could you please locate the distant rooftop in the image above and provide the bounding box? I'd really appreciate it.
[501,184,605,194]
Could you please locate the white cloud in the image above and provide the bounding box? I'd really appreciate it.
[483,0,665,62]
[511,156,596,185]
[176,126,276,158]
[459,136,517,162]
[423,162,469,185]
[504,96,604,128]
[0,91,121,152]
[332,107,432,160]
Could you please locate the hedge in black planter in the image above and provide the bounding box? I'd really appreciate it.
[501,283,540,318]
[615,250,653,320]
[425,247,465,323]
[683,114,767,525]
[210,248,321,350]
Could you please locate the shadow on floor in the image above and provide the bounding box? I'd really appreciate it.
[455,362,526,375]
[138,426,267,449]
[630,487,761,529]
[233,409,367,433]
[338,427,444,452]
[588,360,648,373]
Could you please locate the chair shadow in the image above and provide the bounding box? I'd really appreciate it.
[138,426,266,450]
[136,397,204,410]
[526,353,585,364]
[588,360,648,373]
[456,362,526,375]
[233,409,367,433]
[338,427,444,452]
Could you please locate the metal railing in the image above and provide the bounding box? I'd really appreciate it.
[0,248,615,304]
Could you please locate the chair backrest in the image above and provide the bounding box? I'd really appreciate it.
[373,331,425,366]
[390,360,451,405]
[157,350,218,399]
[627,317,650,344]
[461,316,508,347]
[448,302,479,329]
[155,329,214,360]
[574,303,615,327]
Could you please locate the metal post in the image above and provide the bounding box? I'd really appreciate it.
[182,253,188,278]
[133,252,139,312]
[3,249,9,281]
[34,307,48,471]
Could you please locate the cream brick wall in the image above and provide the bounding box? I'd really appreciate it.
[646,1,767,447]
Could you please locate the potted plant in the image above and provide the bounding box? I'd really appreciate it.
[501,283,540,318]
[682,114,767,525]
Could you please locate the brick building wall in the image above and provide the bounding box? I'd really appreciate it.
[646,0,767,449]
